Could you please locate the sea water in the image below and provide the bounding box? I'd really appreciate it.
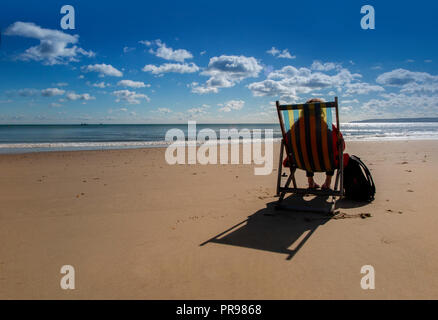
[0,122,437,154]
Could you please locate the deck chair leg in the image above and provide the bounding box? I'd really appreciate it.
[334,169,340,192]
[333,170,340,200]
[330,169,342,212]
[290,167,298,188]
[278,174,293,203]
[276,140,285,196]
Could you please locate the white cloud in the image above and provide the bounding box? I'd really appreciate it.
[248,65,361,100]
[157,107,172,113]
[113,90,150,104]
[82,63,123,77]
[142,39,193,62]
[142,62,199,75]
[344,82,385,95]
[277,50,295,59]
[88,81,109,88]
[266,47,280,56]
[4,21,94,65]
[190,85,220,94]
[138,40,152,46]
[187,104,210,115]
[376,68,438,86]
[218,100,245,112]
[123,46,135,53]
[50,102,62,108]
[41,88,65,97]
[53,82,68,87]
[192,55,263,94]
[5,88,39,97]
[267,47,295,59]
[400,82,438,94]
[66,92,95,101]
[376,68,438,95]
[117,80,149,88]
[311,61,342,71]
[342,99,359,104]
[248,79,298,100]
[362,93,438,117]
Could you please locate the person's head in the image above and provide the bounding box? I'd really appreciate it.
[304,98,326,122]
[306,98,325,104]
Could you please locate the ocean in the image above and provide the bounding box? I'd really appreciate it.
[1,122,438,154]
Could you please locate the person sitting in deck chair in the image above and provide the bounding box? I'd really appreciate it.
[283,98,348,190]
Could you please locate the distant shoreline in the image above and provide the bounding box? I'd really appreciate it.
[1,118,438,125]
[351,117,438,123]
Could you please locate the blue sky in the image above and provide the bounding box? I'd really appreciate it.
[1,0,438,123]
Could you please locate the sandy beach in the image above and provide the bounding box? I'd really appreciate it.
[1,140,438,299]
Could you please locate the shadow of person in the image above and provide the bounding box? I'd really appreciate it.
[200,194,333,260]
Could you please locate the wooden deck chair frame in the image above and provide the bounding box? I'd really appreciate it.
[275,97,344,214]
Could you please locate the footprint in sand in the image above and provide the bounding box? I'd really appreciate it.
[332,212,372,220]
[386,209,403,215]
[381,237,393,244]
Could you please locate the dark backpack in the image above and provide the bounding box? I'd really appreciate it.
[343,155,375,202]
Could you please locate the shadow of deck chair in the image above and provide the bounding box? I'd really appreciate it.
[275,97,344,214]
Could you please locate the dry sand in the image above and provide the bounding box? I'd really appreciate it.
[1,140,438,299]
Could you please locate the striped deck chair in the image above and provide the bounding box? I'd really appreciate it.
[275,97,344,213]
